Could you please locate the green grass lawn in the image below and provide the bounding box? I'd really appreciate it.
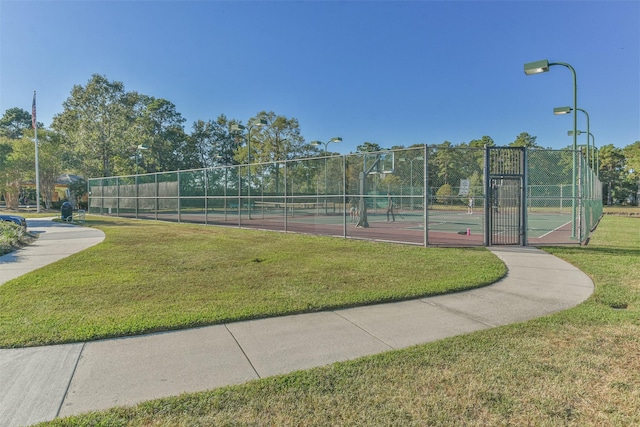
[33,214,640,426]
[0,216,505,348]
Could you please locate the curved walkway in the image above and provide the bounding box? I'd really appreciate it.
[0,219,594,427]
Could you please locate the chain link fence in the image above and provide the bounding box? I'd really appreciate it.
[89,146,602,246]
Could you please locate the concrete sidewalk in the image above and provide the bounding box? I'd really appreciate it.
[0,219,594,427]
[0,218,106,286]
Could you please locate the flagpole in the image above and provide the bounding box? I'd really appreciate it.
[33,91,41,213]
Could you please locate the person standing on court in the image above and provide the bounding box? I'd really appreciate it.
[386,193,395,222]
[349,197,359,223]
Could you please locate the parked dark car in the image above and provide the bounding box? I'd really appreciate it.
[0,214,27,229]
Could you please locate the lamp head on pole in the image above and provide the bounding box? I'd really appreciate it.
[312,137,342,148]
[230,123,245,133]
[553,106,572,115]
[524,59,550,75]
[251,118,268,128]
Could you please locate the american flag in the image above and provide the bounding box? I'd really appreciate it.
[32,91,36,129]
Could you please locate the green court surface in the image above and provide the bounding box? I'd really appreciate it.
[239,206,573,240]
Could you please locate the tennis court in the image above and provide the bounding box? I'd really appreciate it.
[89,146,602,246]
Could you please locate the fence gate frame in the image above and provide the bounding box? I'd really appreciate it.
[484,146,527,246]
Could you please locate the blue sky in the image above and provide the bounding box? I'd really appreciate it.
[1,0,638,154]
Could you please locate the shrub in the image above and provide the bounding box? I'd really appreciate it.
[436,183,453,204]
[0,221,29,256]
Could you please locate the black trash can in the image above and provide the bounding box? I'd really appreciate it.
[61,202,73,222]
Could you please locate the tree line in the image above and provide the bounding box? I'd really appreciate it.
[1,74,639,209]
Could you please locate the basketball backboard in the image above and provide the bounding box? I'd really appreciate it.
[363,151,395,174]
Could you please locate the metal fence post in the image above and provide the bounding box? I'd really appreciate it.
[483,146,490,247]
[155,172,158,221]
[343,155,347,238]
[135,175,139,219]
[204,168,208,225]
[284,162,288,232]
[521,149,528,246]
[423,144,428,247]
[116,177,120,217]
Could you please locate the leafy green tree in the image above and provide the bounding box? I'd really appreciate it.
[624,141,640,172]
[0,129,68,209]
[31,129,69,208]
[395,148,425,196]
[0,138,15,206]
[465,136,494,173]
[623,141,640,204]
[68,176,88,208]
[468,171,483,197]
[185,118,233,169]
[357,141,382,152]
[599,144,628,205]
[182,115,239,201]
[468,135,495,148]
[0,108,33,139]
[509,132,539,148]
[0,137,33,208]
[379,173,402,193]
[246,112,306,163]
[52,74,136,177]
[236,111,307,194]
[0,140,11,169]
[214,117,243,168]
[436,183,453,205]
[133,97,187,173]
[431,141,457,186]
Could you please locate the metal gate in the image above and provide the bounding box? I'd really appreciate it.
[485,147,527,245]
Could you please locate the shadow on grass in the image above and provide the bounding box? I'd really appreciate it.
[545,246,640,257]
[46,218,143,228]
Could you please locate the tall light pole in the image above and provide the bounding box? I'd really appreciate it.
[525,59,578,238]
[311,137,342,156]
[32,91,41,213]
[591,134,598,176]
[135,144,148,175]
[568,130,597,173]
[311,137,342,214]
[398,156,423,210]
[555,106,590,170]
[214,155,232,221]
[231,118,267,219]
[569,130,599,215]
